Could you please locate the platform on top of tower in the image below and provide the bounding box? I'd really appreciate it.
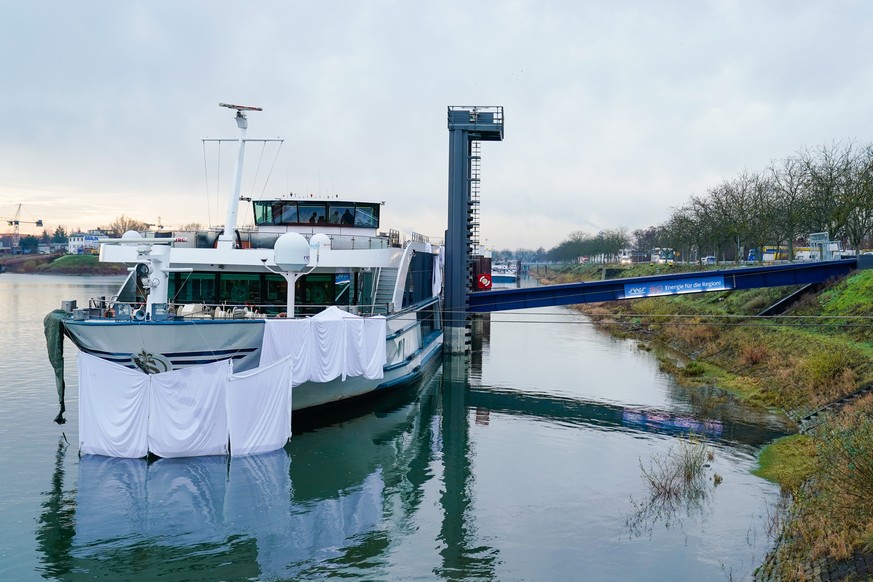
[447,106,504,140]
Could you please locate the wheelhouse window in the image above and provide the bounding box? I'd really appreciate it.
[280,204,298,224]
[298,203,327,225]
[354,204,379,227]
[331,204,354,225]
[253,201,380,228]
[253,202,274,225]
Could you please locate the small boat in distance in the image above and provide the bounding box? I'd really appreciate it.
[490,261,518,289]
[54,103,444,413]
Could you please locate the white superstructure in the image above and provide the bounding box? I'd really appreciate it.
[59,104,444,413]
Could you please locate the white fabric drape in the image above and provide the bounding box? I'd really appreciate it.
[79,353,151,458]
[343,317,368,379]
[308,318,345,382]
[261,307,386,385]
[147,361,231,458]
[365,318,388,378]
[227,355,293,456]
[77,353,293,458]
[261,317,311,384]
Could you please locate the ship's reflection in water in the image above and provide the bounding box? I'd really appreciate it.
[38,348,790,580]
[39,372,442,580]
[73,452,383,579]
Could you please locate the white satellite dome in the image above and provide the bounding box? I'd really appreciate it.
[310,233,332,249]
[274,232,311,271]
[308,233,332,264]
[121,230,143,239]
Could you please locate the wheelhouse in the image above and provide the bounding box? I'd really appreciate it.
[253,200,380,228]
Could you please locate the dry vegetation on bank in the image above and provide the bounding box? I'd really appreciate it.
[538,263,873,579]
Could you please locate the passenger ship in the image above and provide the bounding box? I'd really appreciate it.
[58,104,443,412]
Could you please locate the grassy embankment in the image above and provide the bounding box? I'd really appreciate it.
[0,253,128,275]
[537,262,873,577]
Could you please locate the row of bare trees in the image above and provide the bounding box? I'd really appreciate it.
[99,216,204,237]
[546,228,631,262]
[658,141,873,262]
[540,140,873,264]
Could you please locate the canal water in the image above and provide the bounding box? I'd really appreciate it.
[0,274,791,580]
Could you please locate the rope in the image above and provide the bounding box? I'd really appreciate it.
[260,140,284,198]
[249,140,266,199]
[202,141,211,226]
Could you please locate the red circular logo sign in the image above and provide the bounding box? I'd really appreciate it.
[478,274,492,289]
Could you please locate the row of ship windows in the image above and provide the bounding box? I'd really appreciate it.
[166,273,351,313]
[253,202,380,228]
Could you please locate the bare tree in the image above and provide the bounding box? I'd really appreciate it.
[105,215,148,237]
[598,227,631,260]
[843,144,873,252]
[769,155,808,260]
[689,195,726,260]
[632,226,659,255]
[799,142,855,240]
[661,206,698,263]
[747,171,781,263]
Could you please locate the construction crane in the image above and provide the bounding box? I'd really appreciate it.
[3,204,43,251]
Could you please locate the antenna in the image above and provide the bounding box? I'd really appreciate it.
[218,103,263,112]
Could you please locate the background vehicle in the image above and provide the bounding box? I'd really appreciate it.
[650,247,675,265]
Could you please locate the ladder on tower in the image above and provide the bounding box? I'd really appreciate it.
[468,141,482,249]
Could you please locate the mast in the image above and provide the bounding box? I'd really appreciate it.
[216,103,262,250]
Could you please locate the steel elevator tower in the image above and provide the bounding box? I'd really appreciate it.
[445,106,504,353]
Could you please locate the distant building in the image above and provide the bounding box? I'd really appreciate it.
[68,228,110,254]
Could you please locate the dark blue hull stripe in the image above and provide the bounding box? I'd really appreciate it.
[75,346,257,369]
[377,341,443,390]
[74,346,257,358]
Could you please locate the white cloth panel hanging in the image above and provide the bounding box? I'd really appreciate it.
[308,318,346,381]
[261,317,311,383]
[227,355,293,456]
[261,308,386,385]
[78,353,151,458]
[147,360,231,458]
[78,355,294,458]
[343,317,368,379]
[344,317,387,380]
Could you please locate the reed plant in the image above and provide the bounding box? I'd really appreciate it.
[627,438,714,537]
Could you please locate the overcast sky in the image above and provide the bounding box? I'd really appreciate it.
[2,1,872,249]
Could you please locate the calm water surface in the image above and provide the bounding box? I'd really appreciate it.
[0,274,791,580]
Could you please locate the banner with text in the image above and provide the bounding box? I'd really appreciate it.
[622,275,730,299]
